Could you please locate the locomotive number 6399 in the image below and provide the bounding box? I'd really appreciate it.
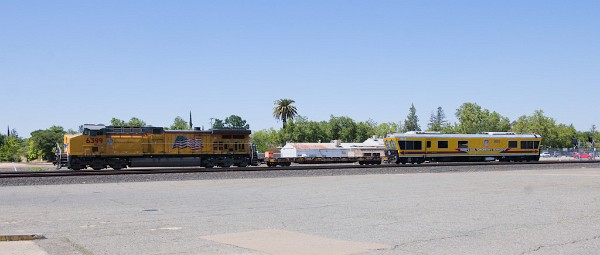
[86,138,104,143]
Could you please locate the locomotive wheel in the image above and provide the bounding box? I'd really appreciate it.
[203,158,215,168]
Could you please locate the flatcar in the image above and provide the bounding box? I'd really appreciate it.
[383,131,542,164]
[55,124,259,170]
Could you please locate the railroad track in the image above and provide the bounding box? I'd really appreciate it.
[1,160,598,178]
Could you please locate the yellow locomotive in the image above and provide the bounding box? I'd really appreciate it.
[383,131,542,164]
[56,124,258,170]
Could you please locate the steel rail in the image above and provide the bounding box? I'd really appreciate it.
[1,160,599,179]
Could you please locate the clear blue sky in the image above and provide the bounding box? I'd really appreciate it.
[1,1,598,137]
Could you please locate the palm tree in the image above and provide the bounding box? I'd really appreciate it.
[273,99,298,128]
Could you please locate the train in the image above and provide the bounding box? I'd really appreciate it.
[383,131,542,164]
[55,124,259,170]
[55,124,543,170]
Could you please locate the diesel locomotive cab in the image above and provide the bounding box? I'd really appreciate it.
[384,139,399,163]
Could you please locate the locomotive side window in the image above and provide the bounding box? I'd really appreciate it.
[508,141,518,148]
[438,141,448,148]
[458,141,468,148]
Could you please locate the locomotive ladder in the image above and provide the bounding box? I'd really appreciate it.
[55,143,68,169]
[250,144,260,166]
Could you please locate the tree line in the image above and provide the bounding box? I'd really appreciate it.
[1,101,597,162]
[0,114,250,162]
[257,100,598,153]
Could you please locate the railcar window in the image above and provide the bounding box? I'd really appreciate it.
[399,141,422,150]
[508,141,518,148]
[520,141,540,149]
[458,141,468,148]
[426,141,431,148]
[386,141,397,149]
[438,141,448,148]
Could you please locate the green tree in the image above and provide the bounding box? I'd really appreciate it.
[110,117,146,126]
[0,135,24,162]
[224,115,250,129]
[212,119,225,129]
[356,120,377,142]
[110,118,127,126]
[251,128,281,152]
[511,110,561,148]
[455,102,510,133]
[27,126,66,161]
[127,117,146,127]
[279,116,329,143]
[273,99,298,128]
[374,122,402,136]
[427,106,447,131]
[326,115,359,142]
[404,104,421,131]
[169,116,189,130]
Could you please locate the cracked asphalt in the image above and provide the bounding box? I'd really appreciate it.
[2,164,600,254]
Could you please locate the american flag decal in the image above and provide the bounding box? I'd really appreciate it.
[172,136,203,150]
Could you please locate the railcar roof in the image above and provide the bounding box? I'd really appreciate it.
[386,132,542,139]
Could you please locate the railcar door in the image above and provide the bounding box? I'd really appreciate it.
[425,139,431,161]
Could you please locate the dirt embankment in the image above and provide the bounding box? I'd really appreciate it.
[0,162,55,172]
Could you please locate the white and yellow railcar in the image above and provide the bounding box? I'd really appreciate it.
[383,131,542,164]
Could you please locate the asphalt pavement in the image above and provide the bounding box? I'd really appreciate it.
[1,164,600,254]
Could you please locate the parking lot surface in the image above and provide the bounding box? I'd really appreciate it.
[2,166,600,254]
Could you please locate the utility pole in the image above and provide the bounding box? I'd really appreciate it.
[189,111,193,129]
[592,125,597,158]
